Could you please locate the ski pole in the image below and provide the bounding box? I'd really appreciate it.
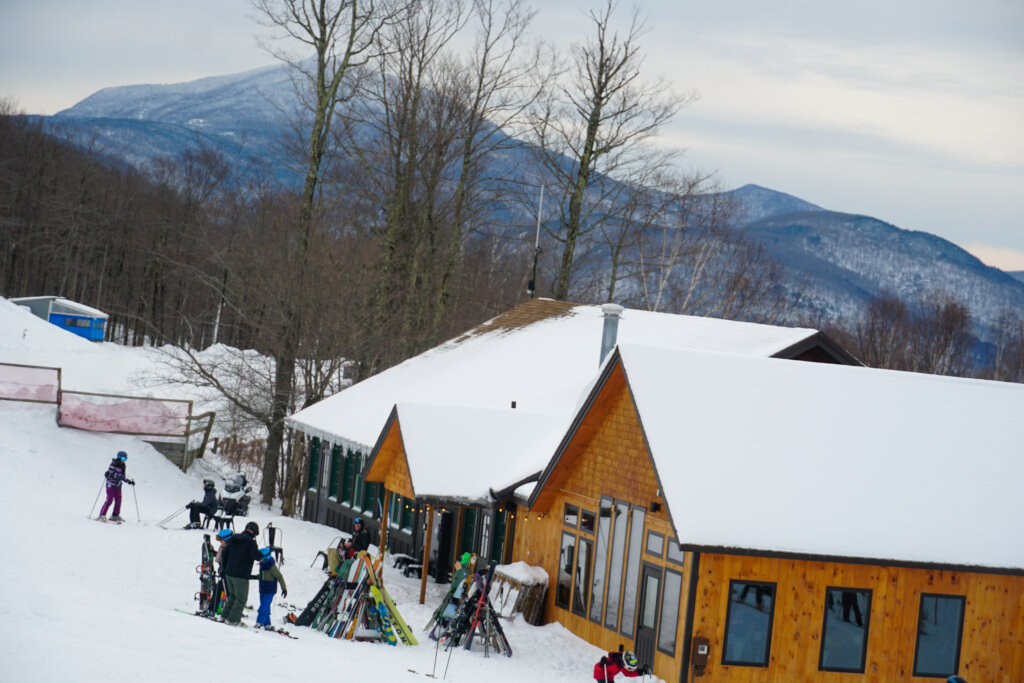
[131,483,140,522]
[89,480,105,518]
[157,505,187,528]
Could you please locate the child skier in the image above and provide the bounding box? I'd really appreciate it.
[98,451,134,522]
[593,647,649,681]
[255,547,287,629]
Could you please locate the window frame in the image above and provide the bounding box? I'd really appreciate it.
[555,530,577,610]
[645,530,665,558]
[656,567,684,656]
[563,503,579,529]
[912,593,966,679]
[721,579,777,668]
[817,586,872,674]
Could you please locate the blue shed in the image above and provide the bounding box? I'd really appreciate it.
[10,296,108,341]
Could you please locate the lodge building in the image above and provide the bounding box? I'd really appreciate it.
[287,300,1023,681]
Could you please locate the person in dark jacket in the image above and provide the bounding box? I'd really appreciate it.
[220,521,262,625]
[98,451,134,522]
[184,480,219,529]
[340,517,371,559]
[255,547,287,629]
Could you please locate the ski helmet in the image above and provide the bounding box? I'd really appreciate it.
[259,547,273,561]
[203,479,216,491]
[216,528,233,541]
[116,451,128,461]
[621,651,638,672]
[244,521,260,536]
[353,517,363,526]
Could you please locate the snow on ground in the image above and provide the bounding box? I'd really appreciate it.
[0,301,628,682]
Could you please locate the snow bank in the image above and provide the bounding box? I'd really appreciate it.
[496,561,549,586]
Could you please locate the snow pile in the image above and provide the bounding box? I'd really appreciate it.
[496,562,549,587]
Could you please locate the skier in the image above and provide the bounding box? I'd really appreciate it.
[184,479,219,529]
[220,521,262,626]
[593,647,649,681]
[98,451,134,522]
[212,528,233,614]
[255,547,288,629]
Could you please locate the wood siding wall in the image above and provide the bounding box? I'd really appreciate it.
[513,371,691,681]
[692,553,1024,682]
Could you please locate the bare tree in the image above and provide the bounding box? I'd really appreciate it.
[989,308,1024,382]
[526,0,693,300]
[250,0,393,505]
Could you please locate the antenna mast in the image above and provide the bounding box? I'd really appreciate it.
[528,185,544,298]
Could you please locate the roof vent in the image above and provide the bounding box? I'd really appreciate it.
[599,303,624,365]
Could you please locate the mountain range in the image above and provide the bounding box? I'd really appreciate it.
[40,63,1024,352]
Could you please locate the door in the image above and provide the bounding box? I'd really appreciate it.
[635,563,662,670]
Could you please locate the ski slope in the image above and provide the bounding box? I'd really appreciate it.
[0,300,629,683]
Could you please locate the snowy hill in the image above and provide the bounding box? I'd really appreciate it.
[0,299,623,683]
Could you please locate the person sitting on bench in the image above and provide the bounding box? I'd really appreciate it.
[184,479,219,529]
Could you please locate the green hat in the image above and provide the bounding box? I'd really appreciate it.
[460,552,472,566]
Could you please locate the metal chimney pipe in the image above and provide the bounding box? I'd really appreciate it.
[599,303,624,365]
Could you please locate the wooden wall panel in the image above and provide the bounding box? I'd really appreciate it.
[692,553,1024,682]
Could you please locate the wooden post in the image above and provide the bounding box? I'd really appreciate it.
[380,488,392,555]
[419,504,434,605]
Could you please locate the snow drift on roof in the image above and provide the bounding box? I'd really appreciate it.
[287,299,818,451]
[617,343,1024,570]
[386,402,568,503]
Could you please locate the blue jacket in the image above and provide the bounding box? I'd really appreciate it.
[257,556,287,595]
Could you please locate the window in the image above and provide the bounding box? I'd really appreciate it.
[460,508,477,554]
[572,538,593,616]
[563,504,579,528]
[657,569,683,655]
[603,501,630,630]
[620,506,646,637]
[589,497,613,623]
[723,580,776,667]
[306,437,321,490]
[666,538,684,565]
[556,532,576,609]
[580,509,595,534]
[913,593,965,678]
[819,587,872,673]
[328,444,342,499]
[646,531,664,558]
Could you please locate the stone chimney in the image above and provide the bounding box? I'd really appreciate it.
[599,303,624,365]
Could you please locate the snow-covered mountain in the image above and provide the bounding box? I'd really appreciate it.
[38,64,1024,351]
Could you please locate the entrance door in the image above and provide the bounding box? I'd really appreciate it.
[635,564,662,670]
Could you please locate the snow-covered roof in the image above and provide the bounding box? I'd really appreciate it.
[11,296,109,318]
[286,299,821,453]
[615,343,1024,570]
[374,402,569,504]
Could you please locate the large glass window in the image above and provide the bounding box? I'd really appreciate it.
[819,587,872,673]
[572,538,593,616]
[603,501,630,630]
[913,594,965,678]
[657,569,683,655]
[620,506,646,637]
[580,509,595,534]
[666,538,684,565]
[341,450,358,504]
[556,532,576,609]
[589,497,613,623]
[723,580,776,667]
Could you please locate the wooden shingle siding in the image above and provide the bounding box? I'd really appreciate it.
[693,553,1024,682]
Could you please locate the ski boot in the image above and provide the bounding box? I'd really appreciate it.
[110,515,124,522]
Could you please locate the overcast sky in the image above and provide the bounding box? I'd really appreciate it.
[2,0,1022,270]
